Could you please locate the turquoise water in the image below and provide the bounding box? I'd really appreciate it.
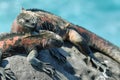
[0,0,120,46]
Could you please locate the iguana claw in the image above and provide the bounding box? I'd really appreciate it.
[0,68,16,80]
[91,59,112,78]
[37,61,56,77]
[5,68,17,80]
[0,67,6,80]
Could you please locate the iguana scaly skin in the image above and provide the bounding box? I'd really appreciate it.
[0,30,63,80]
[11,8,120,77]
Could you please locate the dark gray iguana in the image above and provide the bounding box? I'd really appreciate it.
[0,30,64,80]
[11,8,120,77]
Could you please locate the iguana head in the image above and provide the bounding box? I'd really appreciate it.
[16,8,67,33]
[17,8,39,31]
[38,30,64,47]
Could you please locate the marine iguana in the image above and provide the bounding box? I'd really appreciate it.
[11,8,120,77]
[0,30,63,80]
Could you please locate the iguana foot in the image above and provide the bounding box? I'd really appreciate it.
[0,68,16,80]
[4,68,17,80]
[49,48,66,63]
[91,59,112,78]
[0,67,6,80]
[38,62,68,80]
[37,62,56,77]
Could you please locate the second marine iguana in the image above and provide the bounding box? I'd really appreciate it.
[11,8,120,77]
[0,30,63,80]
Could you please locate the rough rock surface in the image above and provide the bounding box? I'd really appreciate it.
[1,42,120,80]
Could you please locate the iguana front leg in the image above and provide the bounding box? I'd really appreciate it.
[27,48,56,77]
[49,48,66,63]
[27,49,68,80]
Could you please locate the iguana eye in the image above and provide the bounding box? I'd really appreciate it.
[25,20,29,22]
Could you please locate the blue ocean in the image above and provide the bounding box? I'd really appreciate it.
[0,0,120,46]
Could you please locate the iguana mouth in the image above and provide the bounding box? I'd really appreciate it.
[24,24,35,29]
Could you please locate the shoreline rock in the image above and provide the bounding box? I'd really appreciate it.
[1,42,120,80]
